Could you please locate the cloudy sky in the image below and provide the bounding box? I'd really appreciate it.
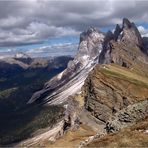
[0,0,148,57]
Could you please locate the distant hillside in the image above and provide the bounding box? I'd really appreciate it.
[0,55,72,145]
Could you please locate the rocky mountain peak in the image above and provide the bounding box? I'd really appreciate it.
[80,27,98,42]
[99,18,147,65]
[14,52,32,65]
[122,18,132,29]
[14,52,31,59]
[76,27,104,65]
[121,18,143,46]
[28,27,105,105]
[67,27,104,71]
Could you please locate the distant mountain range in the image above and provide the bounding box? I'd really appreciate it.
[0,54,72,145]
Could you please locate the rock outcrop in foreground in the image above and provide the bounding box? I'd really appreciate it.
[84,64,148,123]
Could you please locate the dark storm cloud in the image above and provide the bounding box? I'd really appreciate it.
[0,0,148,47]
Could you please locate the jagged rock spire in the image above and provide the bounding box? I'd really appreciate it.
[99,18,147,65]
[121,18,143,46]
[114,24,122,41]
[108,18,143,47]
[77,27,104,62]
[123,18,132,29]
[80,27,98,42]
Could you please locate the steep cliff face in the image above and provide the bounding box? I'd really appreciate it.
[28,27,104,105]
[84,64,148,123]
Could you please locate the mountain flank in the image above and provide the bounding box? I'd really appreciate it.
[38,18,148,147]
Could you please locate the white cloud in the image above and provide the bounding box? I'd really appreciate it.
[0,22,79,46]
[138,26,148,37]
[0,0,148,46]
[26,42,78,57]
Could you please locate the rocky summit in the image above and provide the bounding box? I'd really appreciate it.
[28,27,104,104]
[2,18,148,147]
